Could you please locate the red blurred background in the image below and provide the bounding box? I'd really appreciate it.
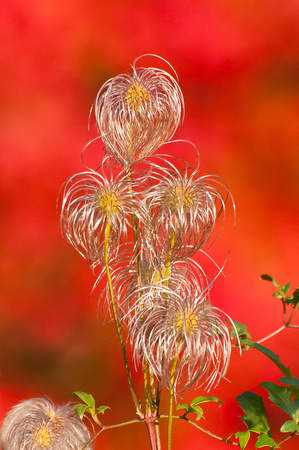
[1,1,298,448]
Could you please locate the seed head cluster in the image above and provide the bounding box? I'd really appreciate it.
[59,56,234,393]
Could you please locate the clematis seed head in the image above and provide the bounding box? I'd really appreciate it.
[93,55,184,166]
[0,397,93,449]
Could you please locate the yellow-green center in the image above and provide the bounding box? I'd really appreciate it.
[168,184,195,212]
[126,81,150,111]
[175,309,199,336]
[32,425,52,448]
[97,191,120,218]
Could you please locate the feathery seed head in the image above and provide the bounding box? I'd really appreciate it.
[60,163,145,268]
[127,277,231,393]
[0,397,92,449]
[93,56,184,166]
[143,161,229,260]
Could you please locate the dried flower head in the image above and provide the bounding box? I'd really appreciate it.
[93,55,184,166]
[127,281,231,393]
[0,397,92,449]
[60,161,146,268]
[143,159,230,261]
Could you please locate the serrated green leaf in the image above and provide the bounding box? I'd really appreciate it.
[73,392,95,409]
[190,396,222,408]
[72,404,90,420]
[260,381,299,423]
[256,433,278,448]
[231,321,252,341]
[240,340,292,380]
[279,376,299,399]
[280,419,299,433]
[236,391,270,434]
[235,430,250,449]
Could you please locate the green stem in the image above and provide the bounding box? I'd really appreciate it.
[82,418,142,449]
[149,368,162,450]
[143,358,151,415]
[167,354,179,450]
[164,229,177,450]
[164,230,176,285]
[160,415,240,446]
[125,167,160,450]
[286,305,298,326]
[104,221,140,414]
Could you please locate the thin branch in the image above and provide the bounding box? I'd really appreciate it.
[271,430,298,449]
[104,221,140,414]
[257,325,286,344]
[82,418,142,449]
[160,415,240,446]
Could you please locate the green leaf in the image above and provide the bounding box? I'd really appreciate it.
[177,396,222,420]
[279,376,299,399]
[190,396,222,408]
[240,340,292,380]
[73,391,95,409]
[260,274,275,283]
[94,405,110,415]
[260,381,299,423]
[191,405,204,421]
[176,402,188,412]
[231,321,252,341]
[280,419,299,433]
[256,433,278,448]
[236,391,270,434]
[285,288,299,307]
[176,402,203,420]
[234,430,251,449]
[280,283,291,295]
[72,404,90,420]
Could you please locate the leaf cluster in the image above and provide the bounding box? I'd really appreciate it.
[176,396,222,421]
[72,391,109,426]
[260,274,299,309]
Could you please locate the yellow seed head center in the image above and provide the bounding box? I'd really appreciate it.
[175,309,199,336]
[168,184,194,212]
[126,81,150,111]
[32,425,52,448]
[97,191,120,218]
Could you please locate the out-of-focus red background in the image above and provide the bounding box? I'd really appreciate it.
[1,1,298,448]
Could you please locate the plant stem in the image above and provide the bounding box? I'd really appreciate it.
[271,430,298,448]
[257,325,286,344]
[167,354,179,450]
[149,368,162,450]
[145,417,159,450]
[143,358,151,415]
[104,221,140,414]
[82,418,142,449]
[160,415,240,446]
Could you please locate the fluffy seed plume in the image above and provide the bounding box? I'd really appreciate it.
[143,158,230,261]
[127,279,232,393]
[93,55,184,166]
[0,397,92,449]
[60,160,147,268]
